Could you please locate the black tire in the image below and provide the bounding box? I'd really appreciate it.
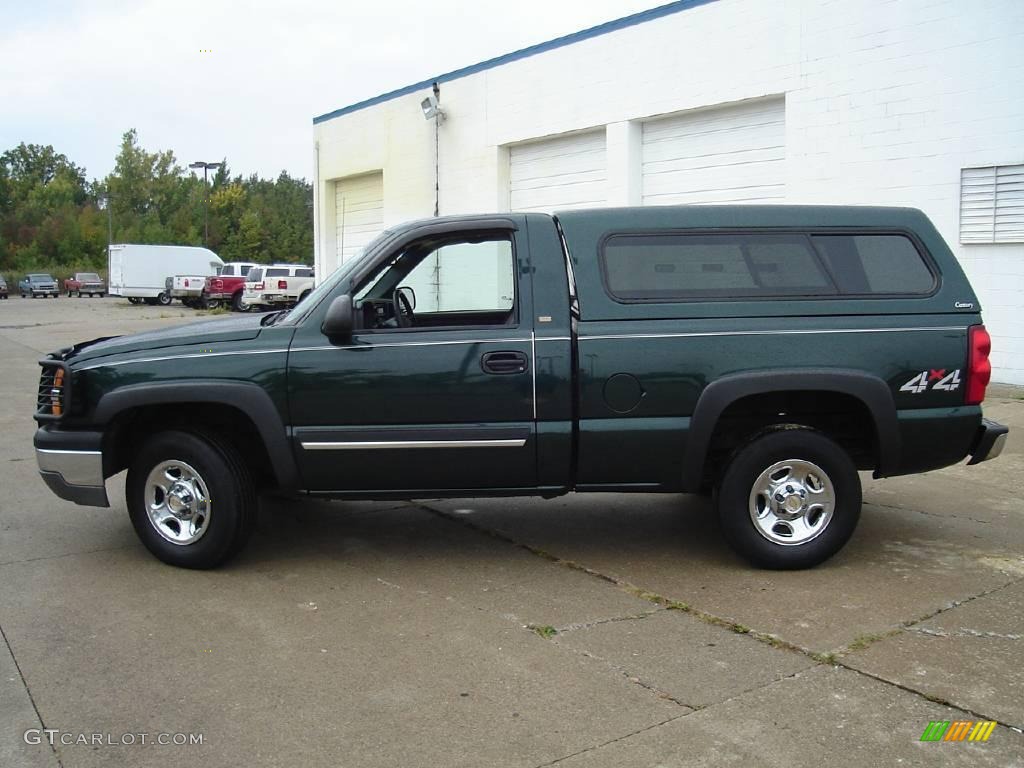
[126,430,256,569]
[231,291,245,312]
[157,291,172,306]
[715,427,861,570]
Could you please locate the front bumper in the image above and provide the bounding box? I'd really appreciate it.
[968,418,1009,465]
[34,427,109,507]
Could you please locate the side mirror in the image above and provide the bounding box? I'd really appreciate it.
[321,294,354,339]
[396,285,416,311]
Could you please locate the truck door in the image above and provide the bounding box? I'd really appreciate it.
[287,221,537,493]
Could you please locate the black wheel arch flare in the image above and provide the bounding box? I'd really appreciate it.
[682,369,899,491]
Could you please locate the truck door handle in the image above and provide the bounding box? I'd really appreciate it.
[481,351,529,375]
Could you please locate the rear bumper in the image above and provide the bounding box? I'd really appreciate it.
[34,427,109,507]
[968,419,1009,465]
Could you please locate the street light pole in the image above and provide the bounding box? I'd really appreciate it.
[102,195,112,248]
[189,161,222,245]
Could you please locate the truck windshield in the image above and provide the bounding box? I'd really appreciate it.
[281,228,396,325]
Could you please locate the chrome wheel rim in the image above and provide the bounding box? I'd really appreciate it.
[144,460,211,545]
[748,459,834,546]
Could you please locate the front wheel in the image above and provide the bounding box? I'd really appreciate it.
[715,427,861,570]
[126,431,256,569]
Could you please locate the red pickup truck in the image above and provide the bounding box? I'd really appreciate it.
[64,272,106,297]
[201,262,256,310]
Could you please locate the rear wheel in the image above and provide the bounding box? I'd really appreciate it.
[715,427,861,570]
[231,291,245,312]
[157,291,172,306]
[126,431,256,569]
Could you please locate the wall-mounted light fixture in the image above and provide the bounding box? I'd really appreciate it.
[420,94,446,124]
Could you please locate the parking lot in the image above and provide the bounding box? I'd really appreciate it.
[2,296,1022,767]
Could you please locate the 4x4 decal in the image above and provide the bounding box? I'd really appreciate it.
[900,369,961,394]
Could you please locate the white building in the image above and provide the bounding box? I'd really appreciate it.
[312,0,1024,383]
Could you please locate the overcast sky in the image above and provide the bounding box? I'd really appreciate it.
[1,0,662,183]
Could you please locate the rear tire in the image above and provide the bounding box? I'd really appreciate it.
[126,431,256,569]
[231,292,245,312]
[157,291,172,306]
[715,427,861,570]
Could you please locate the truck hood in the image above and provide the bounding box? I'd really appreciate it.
[64,314,267,364]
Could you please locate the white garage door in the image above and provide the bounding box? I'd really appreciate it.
[335,172,384,267]
[642,97,785,206]
[509,130,607,212]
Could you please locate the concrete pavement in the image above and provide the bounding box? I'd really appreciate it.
[1,297,1022,767]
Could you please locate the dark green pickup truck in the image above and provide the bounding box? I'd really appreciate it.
[34,206,1008,570]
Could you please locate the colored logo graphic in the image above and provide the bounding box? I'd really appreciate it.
[920,720,996,742]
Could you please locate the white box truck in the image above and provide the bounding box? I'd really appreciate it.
[108,244,223,305]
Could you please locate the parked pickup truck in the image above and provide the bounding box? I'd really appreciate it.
[33,206,1008,571]
[166,275,209,308]
[64,272,106,297]
[202,262,257,311]
[242,264,314,310]
[19,274,59,298]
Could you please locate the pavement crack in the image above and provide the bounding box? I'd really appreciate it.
[0,622,64,768]
[834,660,1023,732]
[864,499,994,526]
[531,711,692,767]
[553,608,664,634]
[906,626,1020,640]
[0,545,135,568]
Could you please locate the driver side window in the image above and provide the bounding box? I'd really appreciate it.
[354,234,517,331]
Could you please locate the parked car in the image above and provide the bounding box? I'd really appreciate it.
[242,264,314,311]
[165,275,209,308]
[19,274,59,298]
[0,275,8,299]
[108,244,222,305]
[201,262,257,311]
[64,272,106,297]
[32,206,1008,570]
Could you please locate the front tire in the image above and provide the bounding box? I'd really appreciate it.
[715,427,861,570]
[127,431,256,569]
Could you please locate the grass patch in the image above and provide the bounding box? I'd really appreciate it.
[529,625,558,639]
[847,629,901,653]
[196,306,230,316]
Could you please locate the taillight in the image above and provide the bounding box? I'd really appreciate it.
[184,278,190,288]
[212,279,223,290]
[966,324,991,405]
[278,280,288,290]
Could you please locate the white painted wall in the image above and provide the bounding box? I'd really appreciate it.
[314,0,1024,383]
